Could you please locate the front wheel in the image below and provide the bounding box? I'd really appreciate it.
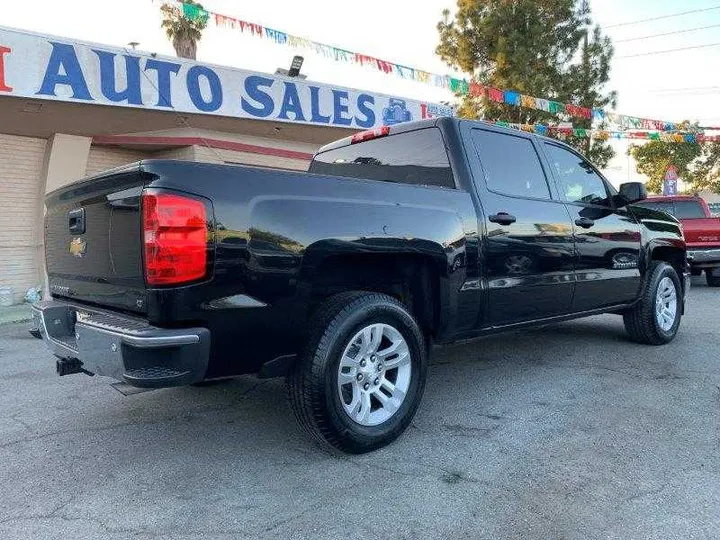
[623,261,682,345]
[288,292,428,454]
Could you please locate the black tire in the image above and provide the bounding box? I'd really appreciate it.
[706,268,720,287]
[288,291,428,454]
[623,261,682,345]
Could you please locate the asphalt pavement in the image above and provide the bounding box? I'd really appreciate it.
[1,277,718,540]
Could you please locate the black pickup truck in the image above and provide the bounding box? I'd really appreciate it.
[32,118,689,453]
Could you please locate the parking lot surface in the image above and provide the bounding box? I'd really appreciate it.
[1,277,718,540]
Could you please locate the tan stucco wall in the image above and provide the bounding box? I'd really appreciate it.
[0,134,47,303]
[85,146,149,177]
[193,145,309,170]
[131,127,320,156]
[42,134,92,194]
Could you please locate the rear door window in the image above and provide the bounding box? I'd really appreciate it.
[309,128,455,189]
[471,129,551,199]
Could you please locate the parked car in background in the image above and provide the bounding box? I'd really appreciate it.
[634,195,720,286]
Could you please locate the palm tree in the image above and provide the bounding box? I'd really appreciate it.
[160,1,208,60]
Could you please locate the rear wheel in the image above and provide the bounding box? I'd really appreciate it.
[623,261,682,345]
[706,268,720,287]
[288,292,427,454]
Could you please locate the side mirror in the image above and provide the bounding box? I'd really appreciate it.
[619,182,647,205]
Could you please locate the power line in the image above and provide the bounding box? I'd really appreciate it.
[651,86,720,96]
[615,42,720,58]
[606,5,720,28]
[651,86,720,92]
[614,23,720,42]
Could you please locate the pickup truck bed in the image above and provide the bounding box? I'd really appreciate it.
[38,157,475,383]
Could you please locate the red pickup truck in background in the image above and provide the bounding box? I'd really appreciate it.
[635,195,720,287]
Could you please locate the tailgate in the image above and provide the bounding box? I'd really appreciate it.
[44,164,149,314]
[681,218,720,247]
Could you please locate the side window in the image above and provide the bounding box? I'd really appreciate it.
[471,129,551,199]
[544,144,610,206]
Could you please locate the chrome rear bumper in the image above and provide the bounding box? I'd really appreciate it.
[688,248,720,266]
[31,300,210,388]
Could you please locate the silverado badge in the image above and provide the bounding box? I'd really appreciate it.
[69,237,86,258]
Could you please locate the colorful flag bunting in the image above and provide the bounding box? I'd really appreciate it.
[469,82,485,97]
[535,98,550,112]
[171,0,711,135]
[488,88,504,103]
[503,91,520,106]
[182,2,209,23]
[548,101,563,114]
[520,95,535,108]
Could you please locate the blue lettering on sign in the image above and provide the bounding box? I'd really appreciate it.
[355,94,375,128]
[309,86,331,124]
[37,42,92,100]
[241,75,274,118]
[332,90,353,126]
[278,82,306,122]
[187,65,222,112]
[144,58,181,107]
[93,50,142,105]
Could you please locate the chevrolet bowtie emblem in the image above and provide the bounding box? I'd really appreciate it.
[70,237,87,258]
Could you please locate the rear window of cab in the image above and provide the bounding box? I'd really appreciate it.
[309,128,455,189]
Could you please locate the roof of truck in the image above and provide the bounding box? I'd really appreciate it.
[314,117,569,156]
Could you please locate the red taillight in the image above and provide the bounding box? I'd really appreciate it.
[142,192,208,286]
[350,125,390,144]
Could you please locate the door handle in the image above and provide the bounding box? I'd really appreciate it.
[68,208,85,234]
[488,212,517,225]
[575,217,595,229]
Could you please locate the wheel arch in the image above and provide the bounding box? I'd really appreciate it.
[299,246,451,341]
[648,243,686,283]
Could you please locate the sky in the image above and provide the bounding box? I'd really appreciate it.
[2,0,720,185]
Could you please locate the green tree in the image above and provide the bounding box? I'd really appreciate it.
[437,0,616,168]
[630,139,720,194]
[692,143,720,193]
[160,1,208,60]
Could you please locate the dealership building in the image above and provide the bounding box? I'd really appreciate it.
[0,25,452,306]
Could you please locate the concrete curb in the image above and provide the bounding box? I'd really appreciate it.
[0,305,32,326]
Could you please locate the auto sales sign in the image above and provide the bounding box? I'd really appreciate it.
[0,26,453,129]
